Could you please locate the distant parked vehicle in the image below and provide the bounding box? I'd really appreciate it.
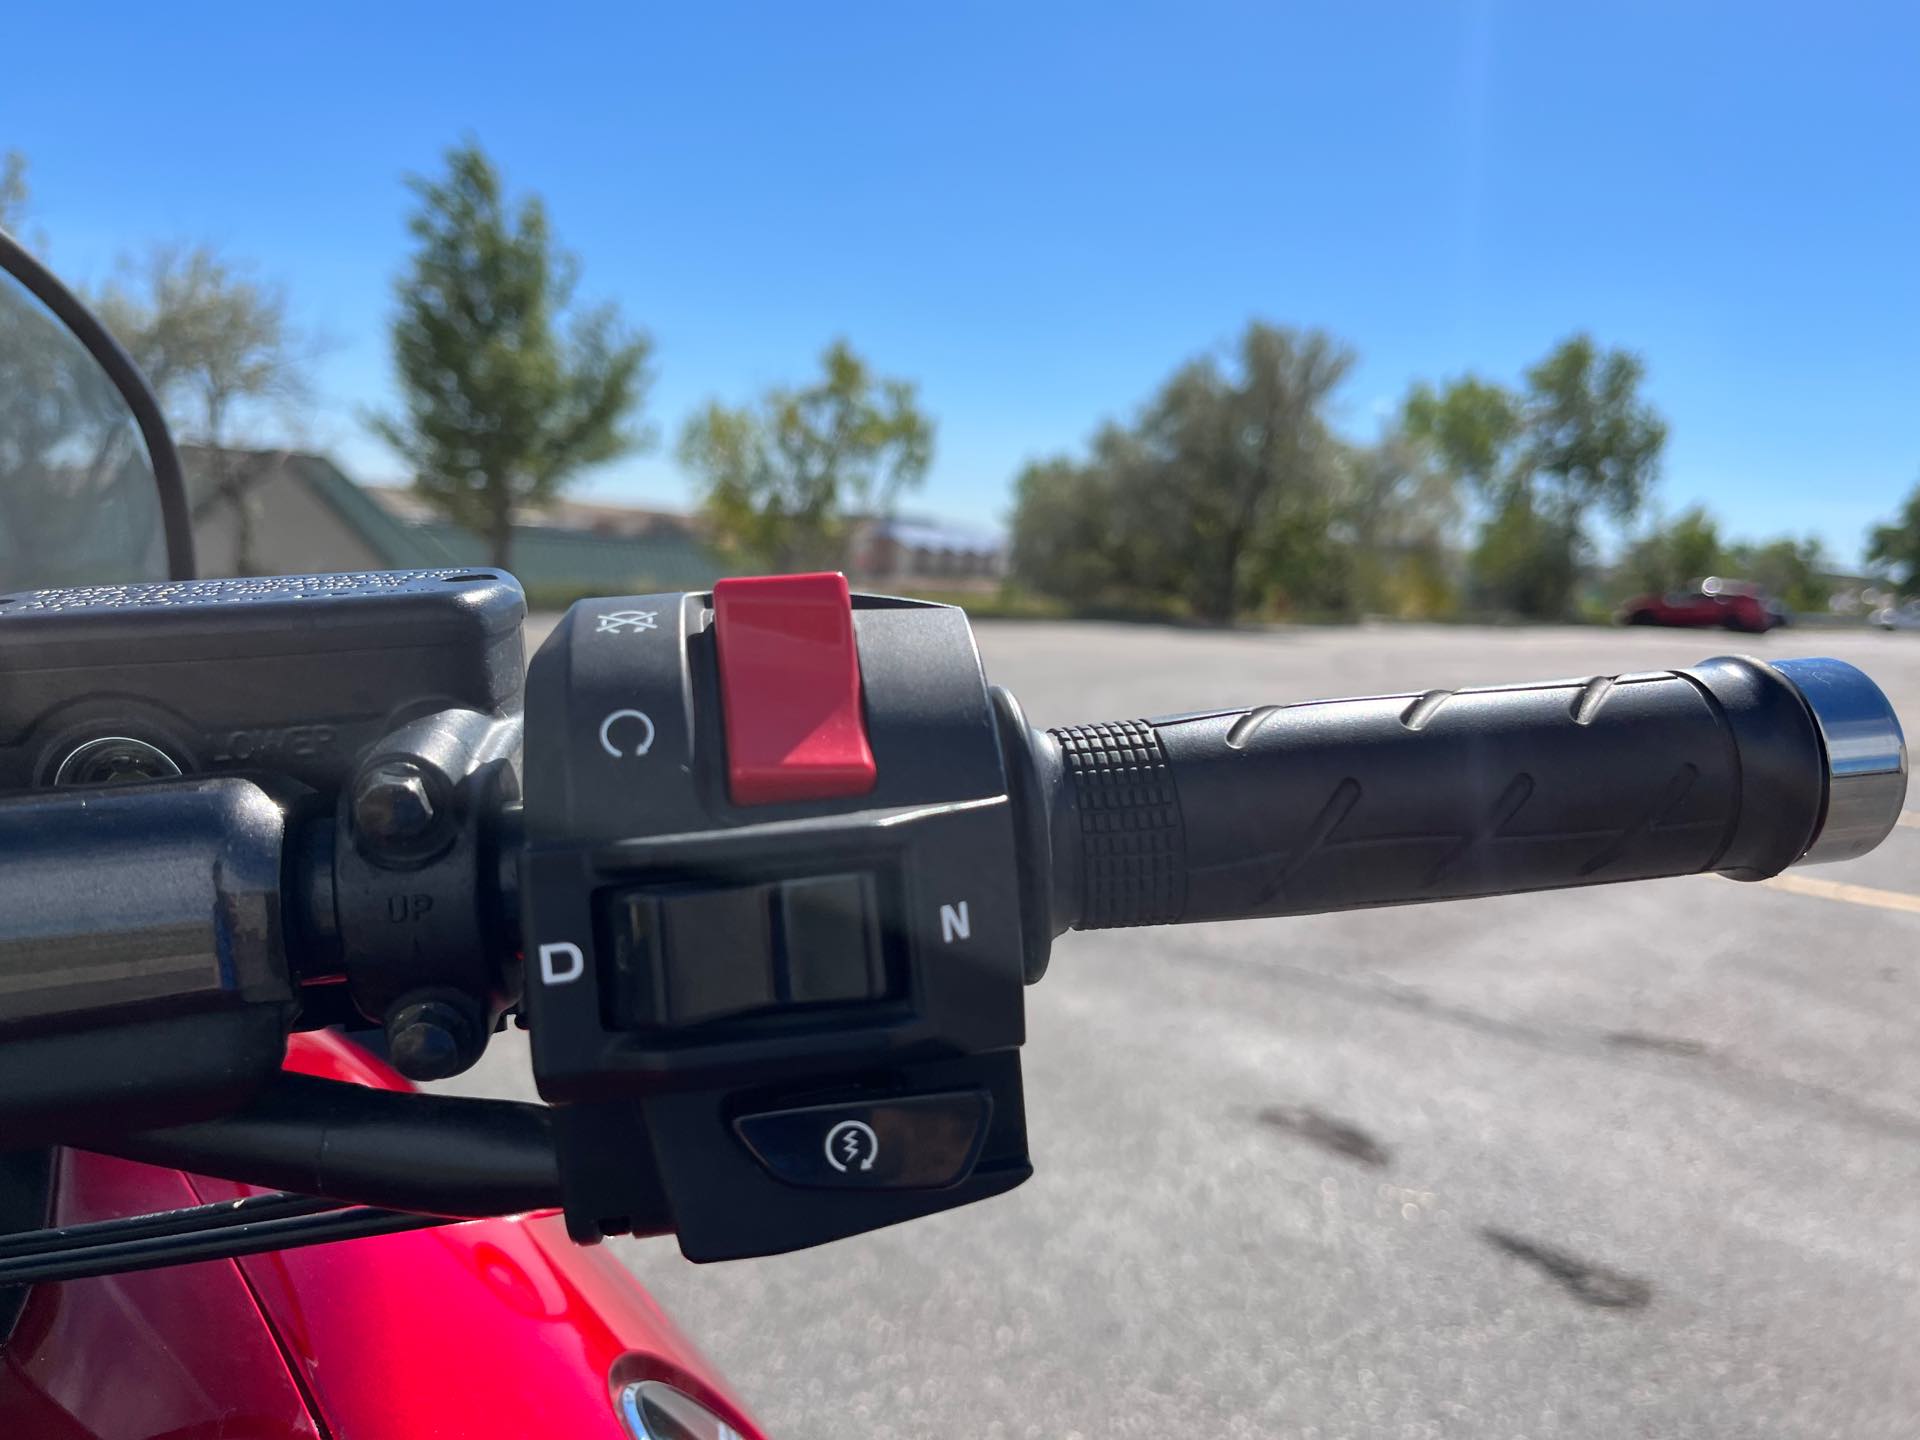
[1871,599,1920,631]
[1617,577,1780,633]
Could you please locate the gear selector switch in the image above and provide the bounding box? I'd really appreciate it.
[604,872,886,1031]
[777,873,882,1004]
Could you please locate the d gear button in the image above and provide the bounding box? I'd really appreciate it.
[733,1093,992,1190]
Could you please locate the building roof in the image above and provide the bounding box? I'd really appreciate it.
[291,455,452,567]
[183,447,721,597]
[364,486,698,540]
[183,446,444,568]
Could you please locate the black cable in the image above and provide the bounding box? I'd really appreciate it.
[0,1203,453,1286]
[0,1189,339,1261]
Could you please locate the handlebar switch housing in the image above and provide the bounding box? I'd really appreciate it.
[520,582,1034,1260]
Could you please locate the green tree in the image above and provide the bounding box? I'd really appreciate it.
[1009,322,1354,623]
[373,141,652,569]
[1408,335,1666,618]
[0,151,27,232]
[1729,534,1828,612]
[0,151,50,256]
[679,339,933,571]
[1007,451,1128,609]
[1868,481,1920,596]
[94,245,310,573]
[1470,494,1579,619]
[1335,428,1461,618]
[1622,505,1724,595]
[1403,375,1518,493]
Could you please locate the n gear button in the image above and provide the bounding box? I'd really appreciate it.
[778,873,882,1004]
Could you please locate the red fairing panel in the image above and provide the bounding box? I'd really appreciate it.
[0,1151,322,1440]
[0,1031,765,1440]
[193,1031,768,1440]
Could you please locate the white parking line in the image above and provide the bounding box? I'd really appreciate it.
[1762,873,1920,916]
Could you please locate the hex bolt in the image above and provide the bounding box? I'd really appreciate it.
[352,760,440,851]
[384,991,485,1081]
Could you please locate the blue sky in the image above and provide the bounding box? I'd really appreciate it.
[5,3,1916,562]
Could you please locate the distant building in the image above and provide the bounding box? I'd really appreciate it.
[185,447,721,599]
[186,446,429,577]
[185,448,1000,603]
[364,486,695,543]
[847,516,1007,591]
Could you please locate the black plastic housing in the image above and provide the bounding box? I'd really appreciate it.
[0,569,525,797]
[519,592,1032,1256]
[325,707,525,1032]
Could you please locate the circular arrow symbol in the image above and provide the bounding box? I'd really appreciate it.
[598,709,656,759]
[824,1119,879,1173]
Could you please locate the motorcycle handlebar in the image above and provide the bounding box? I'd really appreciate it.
[1035,655,1906,932]
[14,641,1908,1238]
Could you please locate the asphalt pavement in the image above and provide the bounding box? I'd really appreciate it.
[463,620,1920,1439]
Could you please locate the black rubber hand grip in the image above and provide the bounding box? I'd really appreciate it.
[1038,656,1840,931]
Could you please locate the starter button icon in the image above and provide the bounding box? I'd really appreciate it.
[824,1119,879,1173]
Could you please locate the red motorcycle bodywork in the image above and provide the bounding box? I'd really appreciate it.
[0,1032,766,1440]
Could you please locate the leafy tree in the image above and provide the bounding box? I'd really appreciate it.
[1403,376,1518,493]
[0,151,27,232]
[1335,428,1461,618]
[1470,493,1579,620]
[1009,322,1354,623]
[0,151,51,257]
[1729,534,1828,612]
[94,245,310,573]
[1008,452,1129,608]
[1407,335,1666,618]
[1868,481,1920,596]
[1522,337,1666,524]
[679,340,933,571]
[373,141,652,569]
[1148,325,1354,622]
[1622,505,1724,595]
[1619,510,1826,613]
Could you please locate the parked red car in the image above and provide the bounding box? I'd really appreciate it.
[1617,577,1783,632]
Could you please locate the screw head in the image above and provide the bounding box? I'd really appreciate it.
[385,994,483,1080]
[353,761,440,850]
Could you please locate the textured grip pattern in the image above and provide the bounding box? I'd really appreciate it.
[1042,662,1833,930]
[1051,721,1186,927]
